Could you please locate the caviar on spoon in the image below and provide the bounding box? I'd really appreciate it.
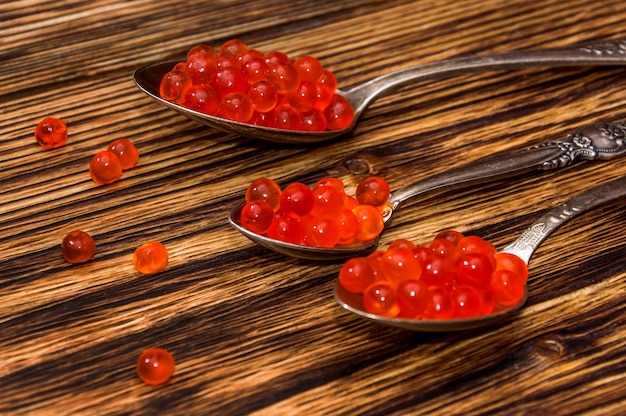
[229,121,626,260]
[134,37,626,144]
[334,172,626,331]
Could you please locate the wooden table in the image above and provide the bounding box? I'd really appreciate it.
[2,1,625,414]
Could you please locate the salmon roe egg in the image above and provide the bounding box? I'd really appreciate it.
[241,200,275,235]
[183,84,220,115]
[301,109,327,132]
[339,257,376,294]
[324,94,355,130]
[274,104,302,131]
[303,215,341,248]
[352,204,384,241]
[293,55,324,83]
[363,281,399,317]
[187,44,218,59]
[185,52,217,85]
[107,139,139,170]
[267,62,300,94]
[219,92,254,123]
[136,348,175,385]
[267,212,305,244]
[89,150,123,185]
[219,39,249,57]
[35,117,68,149]
[159,70,192,103]
[280,182,314,217]
[245,177,282,211]
[133,241,169,274]
[61,230,96,264]
[247,81,278,113]
[356,176,390,207]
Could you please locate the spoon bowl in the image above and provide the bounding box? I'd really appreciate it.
[229,121,626,260]
[134,37,626,144]
[334,173,626,331]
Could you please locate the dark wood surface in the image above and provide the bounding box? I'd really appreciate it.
[2,0,626,414]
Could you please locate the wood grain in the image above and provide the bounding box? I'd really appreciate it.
[1,0,625,414]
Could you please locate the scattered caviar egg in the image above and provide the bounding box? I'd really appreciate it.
[89,150,123,185]
[338,232,529,321]
[239,175,389,249]
[159,40,354,132]
[133,241,169,274]
[107,139,139,170]
[136,348,175,386]
[34,117,68,149]
[61,230,96,264]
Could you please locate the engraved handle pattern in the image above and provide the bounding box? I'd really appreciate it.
[385,121,626,221]
[502,175,626,264]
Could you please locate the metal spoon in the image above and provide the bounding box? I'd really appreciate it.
[134,37,626,144]
[334,172,626,331]
[229,121,626,260]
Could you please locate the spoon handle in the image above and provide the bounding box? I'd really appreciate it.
[501,174,626,264]
[348,38,626,114]
[386,121,626,219]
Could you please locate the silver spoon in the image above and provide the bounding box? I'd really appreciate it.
[229,121,626,260]
[334,172,626,331]
[134,37,626,144]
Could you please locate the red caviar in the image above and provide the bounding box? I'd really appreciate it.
[136,348,175,385]
[339,231,528,319]
[159,39,354,132]
[89,151,123,185]
[35,117,68,149]
[61,230,96,264]
[240,176,389,248]
[107,139,139,170]
[133,241,169,274]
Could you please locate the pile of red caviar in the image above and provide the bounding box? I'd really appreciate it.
[240,176,390,248]
[159,39,355,132]
[89,138,139,185]
[339,230,528,319]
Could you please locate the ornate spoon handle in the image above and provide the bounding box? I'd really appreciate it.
[502,174,626,263]
[385,121,626,221]
[348,38,626,114]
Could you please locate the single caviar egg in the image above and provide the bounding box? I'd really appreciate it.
[133,241,169,274]
[34,117,68,149]
[89,151,123,185]
[136,348,175,385]
[61,230,96,264]
[107,139,139,170]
